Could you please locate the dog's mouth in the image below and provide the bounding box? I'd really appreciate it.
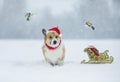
[46,39,61,50]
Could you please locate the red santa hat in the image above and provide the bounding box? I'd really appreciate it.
[47,26,62,37]
[88,46,99,56]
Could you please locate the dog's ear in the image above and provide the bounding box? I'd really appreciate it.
[42,28,46,36]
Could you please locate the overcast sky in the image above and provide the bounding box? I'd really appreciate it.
[0,0,120,39]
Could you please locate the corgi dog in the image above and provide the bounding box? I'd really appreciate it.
[42,27,65,66]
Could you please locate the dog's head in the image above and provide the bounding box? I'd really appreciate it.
[42,27,62,48]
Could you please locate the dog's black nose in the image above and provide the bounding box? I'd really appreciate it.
[53,40,57,45]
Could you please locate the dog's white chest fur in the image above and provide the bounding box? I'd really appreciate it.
[44,44,64,62]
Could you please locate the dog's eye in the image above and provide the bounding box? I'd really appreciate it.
[55,36,58,38]
[49,36,52,39]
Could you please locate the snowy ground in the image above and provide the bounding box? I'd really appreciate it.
[0,39,120,82]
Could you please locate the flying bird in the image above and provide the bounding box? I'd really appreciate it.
[85,21,95,30]
[25,12,33,21]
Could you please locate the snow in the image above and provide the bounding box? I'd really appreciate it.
[0,39,120,82]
